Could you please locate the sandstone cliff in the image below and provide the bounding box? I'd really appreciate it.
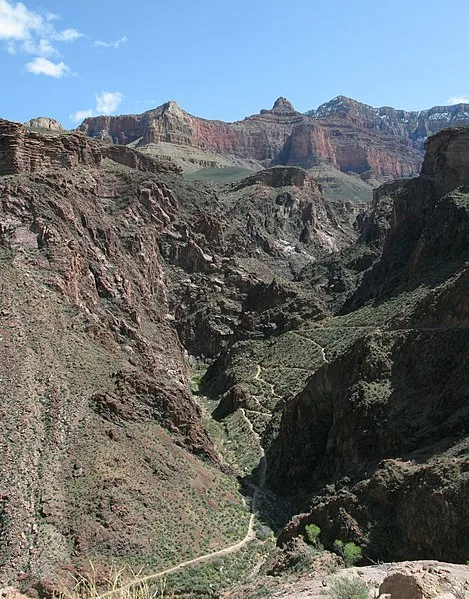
[78,97,469,187]
[78,98,423,182]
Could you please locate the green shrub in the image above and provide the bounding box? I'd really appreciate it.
[333,539,363,567]
[329,575,369,599]
[304,523,322,548]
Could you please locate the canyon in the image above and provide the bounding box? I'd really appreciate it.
[0,108,467,598]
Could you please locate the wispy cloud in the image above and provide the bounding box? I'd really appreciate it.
[69,91,125,123]
[95,91,124,113]
[447,95,469,105]
[0,0,83,73]
[25,56,69,77]
[53,28,83,42]
[22,37,57,56]
[69,108,94,122]
[94,36,128,49]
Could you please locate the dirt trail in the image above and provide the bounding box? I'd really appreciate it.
[254,364,282,398]
[99,375,270,597]
[291,332,329,363]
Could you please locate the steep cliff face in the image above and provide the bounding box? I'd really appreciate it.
[78,98,424,182]
[263,127,469,562]
[345,127,469,310]
[0,121,262,590]
[307,95,469,144]
[79,97,469,186]
[0,119,180,177]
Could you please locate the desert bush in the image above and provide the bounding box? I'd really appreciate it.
[329,575,369,599]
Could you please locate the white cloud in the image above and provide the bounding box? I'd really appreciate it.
[95,91,124,114]
[45,11,59,22]
[0,0,83,71]
[53,28,83,42]
[0,0,43,40]
[22,37,57,56]
[447,95,469,105]
[94,36,128,49]
[25,56,69,77]
[69,108,94,123]
[70,90,125,123]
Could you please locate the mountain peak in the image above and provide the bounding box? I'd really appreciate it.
[272,97,295,112]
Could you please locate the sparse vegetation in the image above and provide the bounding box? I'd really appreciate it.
[60,566,174,599]
[333,540,363,567]
[329,575,370,599]
[304,523,322,549]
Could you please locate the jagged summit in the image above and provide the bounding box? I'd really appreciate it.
[271,97,296,112]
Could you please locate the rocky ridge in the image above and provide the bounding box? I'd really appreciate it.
[78,97,469,186]
[308,95,469,144]
[24,117,63,132]
[78,98,422,182]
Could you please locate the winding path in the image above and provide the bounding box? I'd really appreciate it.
[99,380,269,597]
[291,332,329,364]
[254,364,282,398]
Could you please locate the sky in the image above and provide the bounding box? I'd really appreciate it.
[1,0,469,127]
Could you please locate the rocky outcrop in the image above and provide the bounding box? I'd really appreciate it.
[225,560,469,599]
[345,128,469,311]
[232,165,320,190]
[421,126,469,194]
[0,119,180,177]
[24,117,63,131]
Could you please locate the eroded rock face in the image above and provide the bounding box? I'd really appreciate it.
[0,121,223,587]
[0,119,180,177]
[421,126,469,195]
[24,117,64,131]
[308,95,469,145]
[78,98,424,181]
[205,126,469,565]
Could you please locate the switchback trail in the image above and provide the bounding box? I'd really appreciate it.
[254,364,282,398]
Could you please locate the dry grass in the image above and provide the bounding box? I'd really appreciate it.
[59,564,173,599]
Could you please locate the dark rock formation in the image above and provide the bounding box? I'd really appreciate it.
[264,126,469,562]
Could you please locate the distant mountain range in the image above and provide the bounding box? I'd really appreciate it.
[77,95,469,186]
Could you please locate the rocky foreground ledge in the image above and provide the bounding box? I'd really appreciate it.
[223,560,469,599]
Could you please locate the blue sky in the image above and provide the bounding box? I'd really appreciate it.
[1,0,469,127]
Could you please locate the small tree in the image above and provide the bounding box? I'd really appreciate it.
[304,523,322,549]
[333,539,363,567]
